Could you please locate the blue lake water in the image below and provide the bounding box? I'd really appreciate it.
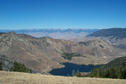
[49,62,100,76]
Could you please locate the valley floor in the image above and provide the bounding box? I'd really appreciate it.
[0,71,126,84]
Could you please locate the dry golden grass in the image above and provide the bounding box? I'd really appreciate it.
[0,71,126,84]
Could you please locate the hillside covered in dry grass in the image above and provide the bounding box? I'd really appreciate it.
[0,71,126,84]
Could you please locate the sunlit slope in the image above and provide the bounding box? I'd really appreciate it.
[0,71,126,84]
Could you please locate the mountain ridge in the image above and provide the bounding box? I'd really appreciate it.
[0,32,125,73]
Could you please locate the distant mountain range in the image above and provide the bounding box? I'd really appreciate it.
[0,29,98,41]
[0,29,98,33]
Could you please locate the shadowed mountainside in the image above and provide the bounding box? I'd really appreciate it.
[88,28,126,49]
[88,28,126,39]
[88,56,126,79]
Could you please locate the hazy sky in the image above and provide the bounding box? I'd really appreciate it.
[0,0,126,30]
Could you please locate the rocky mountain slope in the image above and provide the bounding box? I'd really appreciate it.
[0,32,125,73]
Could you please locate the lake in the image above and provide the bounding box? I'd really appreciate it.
[49,62,100,76]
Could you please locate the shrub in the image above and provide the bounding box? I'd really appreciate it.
[10,61,32,73]
[0,62,2,70]
[75,72,83,77]
[62,53,80,60]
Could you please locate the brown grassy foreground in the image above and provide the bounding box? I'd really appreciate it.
[0,71,126,84]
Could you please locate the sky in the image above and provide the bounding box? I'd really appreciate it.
[0,0,126,30]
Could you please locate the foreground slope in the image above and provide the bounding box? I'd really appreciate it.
[0,71,126,84]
